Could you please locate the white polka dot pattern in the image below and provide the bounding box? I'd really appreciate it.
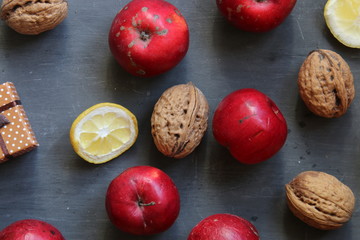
[0,82,39,163]
[0,82,20,107]
[1,105,38,156]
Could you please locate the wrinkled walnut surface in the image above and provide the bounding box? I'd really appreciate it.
[1,0,68,35]
[151,82,209,158]
[298,49,355,118]
[286,171,355,230]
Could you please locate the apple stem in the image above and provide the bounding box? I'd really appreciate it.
[138,201,156,206]
[140,31,151,41]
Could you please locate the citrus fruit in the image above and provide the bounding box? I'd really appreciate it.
[324,0,360,48]
[70,103,138,164]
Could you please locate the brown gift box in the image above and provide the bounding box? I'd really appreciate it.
[0,82,39,163]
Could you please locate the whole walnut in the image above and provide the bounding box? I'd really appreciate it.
[286,171,355,230]
[151,82,209,158]
[298,49,355,118]
[0,0,68,35]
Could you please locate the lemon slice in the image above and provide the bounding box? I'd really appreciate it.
[324,0,360,48]
[70,103,138,164]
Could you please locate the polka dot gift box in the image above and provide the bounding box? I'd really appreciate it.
[0,82,39,163]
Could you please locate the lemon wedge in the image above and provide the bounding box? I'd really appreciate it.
[324,0,360,48]
[70,103,138,164]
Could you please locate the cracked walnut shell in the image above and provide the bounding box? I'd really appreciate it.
[151,82,209,158]
[286,171,355,230]
[1,0,68,35]
[298,49,355,118]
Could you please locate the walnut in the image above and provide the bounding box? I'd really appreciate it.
[298,49,355,118]
[0,0,68,35]
[285,171,355,230]
[151,82,209,158]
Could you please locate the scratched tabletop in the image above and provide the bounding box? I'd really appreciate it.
[0,0,359,239]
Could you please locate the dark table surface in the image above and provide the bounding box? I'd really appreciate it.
[0,0,359,239]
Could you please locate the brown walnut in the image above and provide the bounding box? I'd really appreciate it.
[0,0,68,35]
[298,49,355,118]
[285,171,355,230]
[151,82,209,158]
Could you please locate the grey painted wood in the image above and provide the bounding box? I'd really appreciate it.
[0,0,359,239]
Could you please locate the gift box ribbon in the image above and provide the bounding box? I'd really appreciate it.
[0,114,10,157]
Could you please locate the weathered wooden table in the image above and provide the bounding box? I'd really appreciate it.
[0,0,359,239]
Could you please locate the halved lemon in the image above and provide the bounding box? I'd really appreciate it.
[324,0,360,48]
[70,103,138,164]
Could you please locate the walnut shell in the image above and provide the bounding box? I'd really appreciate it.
[285,171,355,230]
[298,49,355,118]
[0,0,68,35]
[151,82,209,158]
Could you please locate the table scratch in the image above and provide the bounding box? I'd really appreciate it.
[296,18,305,40]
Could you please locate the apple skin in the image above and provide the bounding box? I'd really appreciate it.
[109,0,189,77]
[188,213,259,240]
[0,219,65,240]
[105,165,180,235]
[212,88,287,164]
[216,0,297,32]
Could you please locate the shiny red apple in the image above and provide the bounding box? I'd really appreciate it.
[108,0,189,77]
[0,219,65,240]
[188,213,259,240]
[212,88,287,164]
[216,0,297,32]
[105,165,180,235]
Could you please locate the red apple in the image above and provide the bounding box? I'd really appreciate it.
[188,213,259,240]
[216,0,297,32]
[108,0,189,77]
[105,165,180,235]
[212,88,287,164]
[0,219,65,240]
